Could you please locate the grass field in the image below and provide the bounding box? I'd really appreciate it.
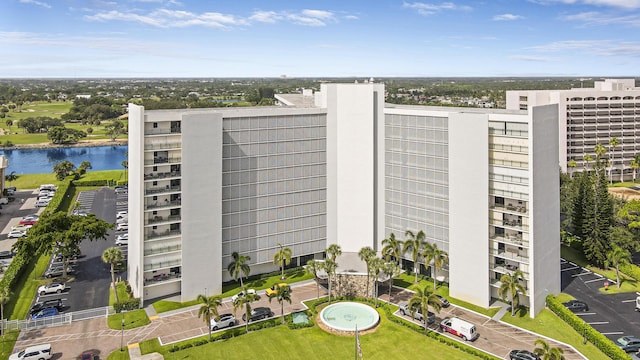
[138,309,487,360]
[6,170,126,190]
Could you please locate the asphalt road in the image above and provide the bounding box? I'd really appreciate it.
[561,258,640,341]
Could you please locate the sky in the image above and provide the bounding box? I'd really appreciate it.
[1,0,640,78]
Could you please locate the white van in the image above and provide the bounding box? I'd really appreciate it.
[9,344,52,360]
[439,317,479,341]
[39,184,57,191]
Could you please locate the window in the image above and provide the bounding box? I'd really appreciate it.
[519,96,528,102]
[153,122,158,128]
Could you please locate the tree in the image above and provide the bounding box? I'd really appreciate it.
[233,291,260,334]
[422,242,449,289]
[273,243,292,280]
[227,252,251,290]
[381,261,402,300]
[584,162,614,267]
[4,171,17,186]
[12,211,112,277]
[121,160,128,180]
[403,230,426,283]
[76,161,92,176]
[498,269,526,316]
[368,257,384,305]
[533,338,566,360]
[102,247,124,304]
[407,284,442,333]
[197,294,222,340]
[321,258,338,303]
[53,160,75,180]
[0,287,10,354]
[381,232,403,268]
[267,283,292,324]
[567,159,577,178]
[604,246,631,289]
[358,246,376,298]
[326,244,342,262]
[609,137,619,183]
[105,119,125,141]
[631,158,640,183]
[306,259,322,299]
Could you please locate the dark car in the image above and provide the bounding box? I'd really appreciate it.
[615,336,640,353]
[44,266,75,278]
[436,294,450,307]
[31,307,59,319]
[562,300,589,312]
[242,307,273,322]
[30,299,63,315]
[0,251,15,259]
[80,350,99,360]
[509,349,540,360]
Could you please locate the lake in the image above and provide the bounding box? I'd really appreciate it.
[0,145,128,174]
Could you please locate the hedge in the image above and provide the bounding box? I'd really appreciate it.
[72,179,110,187]
[546,295,630,360]
[619,263,640,282]
[114,298,141,312]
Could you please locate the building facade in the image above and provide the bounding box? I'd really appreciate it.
[506,78,640,180]
[128,83,559,316]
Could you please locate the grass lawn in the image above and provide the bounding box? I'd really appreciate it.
[138,310,488,360]
[1,102,73,123]
[8,170,125,190]
[152,268,314,313]
[501,308,610,360]
[107,309,150,330]
[106,349,130,360]
[561,245,639,293]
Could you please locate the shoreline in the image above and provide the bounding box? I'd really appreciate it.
[1,139,128,150]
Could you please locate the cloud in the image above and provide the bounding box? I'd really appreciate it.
[508,55,555,62]
[344,15,359,20]
[529,0,640,9]
[561,11,640,26]
[249,11,282,23]
[19,0,51,9]
[402,1,473,16]
[530,40,640,57]
[493,13,523,21]
[85,9,248,28]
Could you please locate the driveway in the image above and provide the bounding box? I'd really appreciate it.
[561,258,640,341]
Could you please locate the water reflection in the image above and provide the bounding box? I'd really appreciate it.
[0,145,128,174]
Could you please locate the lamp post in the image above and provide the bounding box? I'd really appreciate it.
[120,310,127,352]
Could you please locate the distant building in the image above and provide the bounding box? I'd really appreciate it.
[127,83,559,317]
[75,94,91,99]
[507,79,640,180]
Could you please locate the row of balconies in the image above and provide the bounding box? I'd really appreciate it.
[144,142,182,151]
[144,171,181,181]
[491,233,528,248]
[144,157,182,166]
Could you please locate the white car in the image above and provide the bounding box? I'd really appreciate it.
[231,289,256,302]
[11,225,32,232]
[34,199,51,207]
[115,233,128,246]
[7,230,26,239]
[37,283,66,295]
[210,313,237,330]
[116,223,128,231]
[116,216,128,224]
[116,211,128,218]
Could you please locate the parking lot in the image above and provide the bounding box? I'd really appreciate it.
[561,258,640,341]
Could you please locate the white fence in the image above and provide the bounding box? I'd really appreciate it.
[3,306,114,331]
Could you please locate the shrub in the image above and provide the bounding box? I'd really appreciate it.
[619,263,640,281]
[114,298,141,312]
[72,179,110,187]
[546,295,629,360]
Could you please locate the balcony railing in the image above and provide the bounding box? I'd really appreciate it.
[144,244,181,256]
[490,248,529,264]
[144,142,182,151]
[144,127,181,136]
[144,157,182,166]
[144,171,181,181]
[491,203,528,214]
[145,199,181,211]
[143,259,181,271]
[144,273,181,286]
[144,185,181,195]
[145,229,181,241]
[490,218,529,231]
[145,215,181,225]
[491,234,529,248]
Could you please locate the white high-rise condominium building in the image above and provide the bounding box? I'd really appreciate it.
[128,83,560,316]
[506,78,640,180]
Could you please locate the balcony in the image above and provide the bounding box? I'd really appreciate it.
[491,234,528,248]
[491,203,527,214]
[144,171,181,181]
[145,157,182,166]
[144,185,181,196]
[146,199,181,211]
[145,126,181,136]
[490,218,529,231]
[145,229,181,241]
[144,244,181,256]
[145,215,181,226]
[491,248,529,264]
[144,273,181,286]
[144,142,182,151]
[144,258,181,271]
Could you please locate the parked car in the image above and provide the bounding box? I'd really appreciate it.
[116,216,128,224]
[115,186,128,194]
[80,350,98,360]
[509,349,540,360]
[562,300,589,312]
[19,218,37,226]
[6,186,16,192]
[7,230,26,238]
[31,307,59,319]
[115,234,128,246]
[439,317,479,341]
[30,299,63,315]
[8,343,52,360]
[35,199,51,207]
[0,251,15,259]
[210,313,237,330]
[615,336,640,353]
[117,211,128,218]
[399,303,435,324]
[11,224,32,232]
[53,251,80,263]
[242,307,273,322]
[37,283,66,295]
[22,214,39,221]
[116,223,128,231]
[436,294,450,307]
[231,289,256,302]
[265,283,289,297]
[44,266,74,278]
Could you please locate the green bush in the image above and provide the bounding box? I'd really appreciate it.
[114,298,141,312]
[619,263,640,281]
[546,295,629,360]
[72,179,110,186]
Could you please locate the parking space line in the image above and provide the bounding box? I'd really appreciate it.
[575,312,596,316]
[621,299,636,303]
[601,332,624,335]
[584,278,605,284]
[593,273,603,278]
[568,262,577,266]
[587,321,609,325]
[572,272,592,277]
[561,266,579,272]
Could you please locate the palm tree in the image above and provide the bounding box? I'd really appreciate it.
[267,283,292,324]
[567,159,577,178]
[4,171,16,187]
[306,259,322,299]
[382,261,402,300]
[498,269,526,316]
[422,243,449,289]
[233,291,260,334]
[407,284,442,333]
[369,257,384,305]
[583,153,593,171]
[326,244,342,262]
[403,230,426,283]
[197,294,222,340]
[533,338,566,360]
[321,258,338,303]
[610,137,619,183]
[631,158,639,183]
[381,232,403,268]
[358,246,376,298]
[227,252,251,290]
[604,246,632,289]
[102,247,124,304]
[121,160,128,180]
[0,287,11,354]
[273,243,292,280]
